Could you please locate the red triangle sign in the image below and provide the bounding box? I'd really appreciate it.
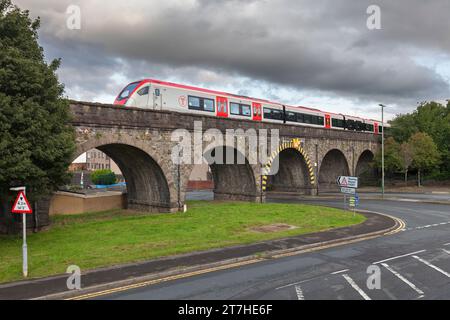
[12,191,32,214]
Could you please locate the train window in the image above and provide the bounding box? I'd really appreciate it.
[263,108,283,121]
[286,112,297,122]
[304,114,312,124]
[118,82,139,99]
[203,99,215,112]
[231,103,251,117]
[332,118,345,128]
[137,86,149,96]
[230,103,240,115]
[188,96,201,109]
[318,116,325,126]
[242,105,251,117]
[188,96,215,112]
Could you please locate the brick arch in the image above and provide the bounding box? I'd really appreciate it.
[319,148,350,191]
[73,134,176,213]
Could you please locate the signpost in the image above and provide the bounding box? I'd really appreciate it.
[337,176,359,189]
[337,176,359,212]
[10,187,32,278]
[340,187,356,195]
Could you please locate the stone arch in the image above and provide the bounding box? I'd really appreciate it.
[319,149,350,191]
[201,146,258,202]
[262,140,317,195]
[355,150,377,185]
[73,136,175,213]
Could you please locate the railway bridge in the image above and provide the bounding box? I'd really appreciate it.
[71,101,380,213]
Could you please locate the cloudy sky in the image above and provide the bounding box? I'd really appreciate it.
[13,0,450,121]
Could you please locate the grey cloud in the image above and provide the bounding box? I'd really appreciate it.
[13,0,450,109]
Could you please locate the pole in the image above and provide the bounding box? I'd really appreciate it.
[22,212,28,277]
[10,186,28,277]
[22,188,28,277]
[380,104,386,200]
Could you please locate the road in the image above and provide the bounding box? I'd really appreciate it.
[96,194,450,300]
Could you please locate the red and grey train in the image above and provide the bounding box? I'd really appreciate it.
[114,79,386,134]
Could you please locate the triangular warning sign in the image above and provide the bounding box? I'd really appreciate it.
[12,191,32,214]
[341,177,348,186]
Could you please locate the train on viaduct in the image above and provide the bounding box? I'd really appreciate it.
[71,101,379,213]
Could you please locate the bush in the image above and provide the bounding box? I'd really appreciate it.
[91,170,117,185]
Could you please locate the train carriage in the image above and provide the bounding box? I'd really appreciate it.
[114,79,388,135]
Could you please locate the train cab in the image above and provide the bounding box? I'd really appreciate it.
[114,80,151,108]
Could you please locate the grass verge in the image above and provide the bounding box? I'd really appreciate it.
[0,201,365,283]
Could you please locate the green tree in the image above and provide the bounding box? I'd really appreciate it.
[389,113,417,143]
[408,132,440,187]
[374,137,401,174]
[389,101,450,179]
[0,0,75,210]
[399,142,413,185]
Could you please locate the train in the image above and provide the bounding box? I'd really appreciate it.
[114,78,386,135]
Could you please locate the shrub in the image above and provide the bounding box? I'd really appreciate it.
[91,169,117,185]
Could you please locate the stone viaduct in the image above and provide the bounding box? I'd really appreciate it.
[71,101,380,213]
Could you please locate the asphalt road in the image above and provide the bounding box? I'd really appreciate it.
[97,194,450,300]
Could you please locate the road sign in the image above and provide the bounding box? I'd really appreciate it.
[349,197,356,207]
[12,191,32,214]
[340,187,356,195]
[337,176,359,189]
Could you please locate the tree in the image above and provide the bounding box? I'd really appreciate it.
[0,0,75,210]
[408,132,440,187]
[374,137,401,174]
[389,101,450,180]
[399,142,413,185]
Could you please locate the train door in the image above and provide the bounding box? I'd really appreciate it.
[374,122,379,135]
[325,114,331,129]
[252,102,262,121]
[217,96,228,118]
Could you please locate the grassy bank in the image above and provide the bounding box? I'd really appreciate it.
[0,201,365,283]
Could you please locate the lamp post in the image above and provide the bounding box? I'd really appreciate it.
[379,104,387,199]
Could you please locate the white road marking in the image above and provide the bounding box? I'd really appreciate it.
[444,243,450,246]
[331,269,349,275]
[443,249,450,255]
[381,263,425,297]
[373,250,427,265]
[412,255,450,278]
[407,221,450,231]
[294,285,305,300]
[342,274,371,300]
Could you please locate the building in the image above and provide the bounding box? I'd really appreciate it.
[85,149,122,174]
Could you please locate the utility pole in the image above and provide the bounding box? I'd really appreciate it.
[379,104,387,199]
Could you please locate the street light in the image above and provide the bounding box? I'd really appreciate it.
[379,104,387,199]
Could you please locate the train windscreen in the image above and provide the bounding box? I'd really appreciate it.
[118,82,140,100]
